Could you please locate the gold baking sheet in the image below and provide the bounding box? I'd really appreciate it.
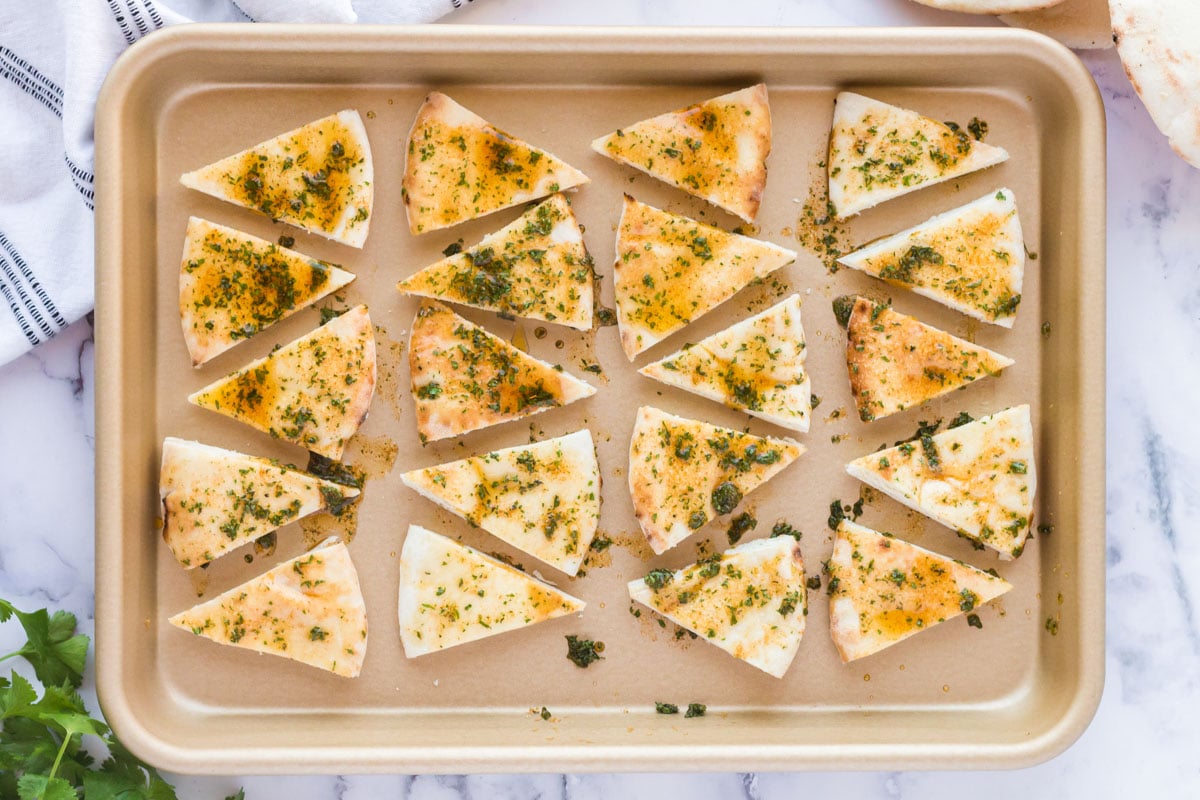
[94,25,1105,773]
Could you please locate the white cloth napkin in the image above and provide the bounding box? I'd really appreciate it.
[0,0,469,367]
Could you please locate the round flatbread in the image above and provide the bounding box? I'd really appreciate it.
[1111,0,1200,169]
[908,0,1063,12]
[1000,0,1113,50]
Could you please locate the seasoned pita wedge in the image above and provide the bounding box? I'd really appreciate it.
[397,194,594,329]
[628,406,804,554]
[639,294,811,432]
[909,0,1063,11]
[828,520,1012,663]
[400,430,601,575]
[591,84,771,222]
[843,297,1013,422]
[613,196,796,360]
[628,536,807,678]
[397,524,585,657]
[180,110,373,248]
[409,301,595,442]
[160,437,359,569]
[169,538,367,677]
[846,406,1037,557]
[1001,0,1113,50]
[180,217,356,366]
[828,92,1009,218]
[188,305,376,459]
[838,189,1025,327]
[1112,0,1200,168]
[402,92,590,234]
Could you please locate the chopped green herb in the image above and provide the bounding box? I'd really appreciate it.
[710,481,743,515]
[832,295,856,328]
[655,702,679,715]
[726,511,757,544]
[644,568,675,591]
[685,703,707,718]
[565,635,605,668]
[770,520,801,541]
[959,589,978,613]
[948,411,974,429]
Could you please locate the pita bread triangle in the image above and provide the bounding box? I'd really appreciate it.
[408,301,596,442]
[397,194,594,330]
[828,92,1009,218]
[180,217,357,366]
[402,91,590,234]
[400,430,601,576]
[188,305,376,459]
[397,524,585,657]
[628,536,807,678]
[846,406,1037,557]
[180,110,373,248]
[613,196,796,360]
[843,296,1013,422]
[828,520,1012,663]
[639,293,812,432]
[838,189,1025,327]
[160,437,360,569]
[592,84,772,222]
[168,537,368,677]
[1111,0,1200,168]
[628,406,804,555]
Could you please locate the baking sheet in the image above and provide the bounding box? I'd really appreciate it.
[94,25,1106,773]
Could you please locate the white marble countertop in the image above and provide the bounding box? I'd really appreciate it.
[3,0,1198,796]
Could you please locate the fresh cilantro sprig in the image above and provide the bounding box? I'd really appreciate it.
[0,600,89,690]
[0,597,243,800]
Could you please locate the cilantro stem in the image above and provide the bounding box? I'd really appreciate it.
[45,729,72,795]
[0,650,21,663]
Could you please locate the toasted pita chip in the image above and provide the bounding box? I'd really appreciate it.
[909,0,1062,12]
[846,406,1036,557]
[409,301,595,442]
[628,406,804,554]
[628,536,807,678]
[169,538,368,677]
[639,294,811,432]
[843,297,1013,422]
[828,520,1012,663]
[180,110,373,248]
[188,305,376,459]
[397,524,585,657]
[838,189,1025,327]
[1001,0,1113,50]
[591,84,771,222]
[402,92,590,234]
[613,196,796,360]
[397,194,593,329]
[160,437,359,569]
[828,92,1009,218]
[1112,0,1200,168]
[180,217,356,366]
[400,430,601,575]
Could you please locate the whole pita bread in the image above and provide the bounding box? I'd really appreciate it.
[1111,0,1200,168]
[908,0,1063,13]
[1000,0,1113,50]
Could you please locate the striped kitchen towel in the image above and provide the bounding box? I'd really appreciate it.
[0,0,474,367]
